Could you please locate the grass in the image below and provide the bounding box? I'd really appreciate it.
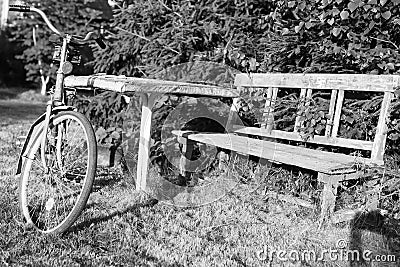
[0,89,399,266]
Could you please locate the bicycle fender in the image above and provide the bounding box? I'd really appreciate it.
[16,106,76,175]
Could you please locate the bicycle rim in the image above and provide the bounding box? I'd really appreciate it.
[19,111,97,234]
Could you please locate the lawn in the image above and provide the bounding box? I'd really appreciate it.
[0,90,399,266]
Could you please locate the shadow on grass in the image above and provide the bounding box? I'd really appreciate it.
[90,171,123,194]
[67,198,158,234]
[349,210,400,266]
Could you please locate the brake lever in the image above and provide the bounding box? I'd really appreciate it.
[95,38,107,49]
[82,32,106,49]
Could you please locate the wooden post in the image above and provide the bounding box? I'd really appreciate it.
[218,97,241,170]
[371,92,393,164]
[294,88,307,132]
[225,98,241,133]
[331,89,345,138]
[263,87,278,133]
[0,0,9,30]
[179,137,196,184]
[318,173,339,227]
[325,90,338,137]
[136,93,157,191]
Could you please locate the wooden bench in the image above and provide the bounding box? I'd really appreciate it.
[174,73,399,221]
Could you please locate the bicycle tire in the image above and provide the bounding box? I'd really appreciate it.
[19,111,97,234]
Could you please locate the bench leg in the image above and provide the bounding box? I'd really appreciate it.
[180,139,194,176]
[218,149,230,170]
[318,173,339,227]
[136,93,157,191]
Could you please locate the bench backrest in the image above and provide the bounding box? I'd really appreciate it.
[232,73,400,165]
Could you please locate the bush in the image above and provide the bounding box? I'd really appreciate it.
[7,0,111,85]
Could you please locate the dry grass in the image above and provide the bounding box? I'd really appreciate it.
[0,91,399,266]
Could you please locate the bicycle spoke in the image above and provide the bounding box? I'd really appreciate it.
[20,111,96,234]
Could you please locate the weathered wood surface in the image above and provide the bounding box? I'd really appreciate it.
[172,130,369,174]
[371,91,393,164]
[64,75,239,98]
[231,126,374,151]
[235,73,400,92]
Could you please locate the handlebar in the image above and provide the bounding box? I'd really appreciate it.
[71,32,107,49]
[9,5,31,12]
[9,5,106,49]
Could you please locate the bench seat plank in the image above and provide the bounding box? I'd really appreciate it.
[172,131,370,175]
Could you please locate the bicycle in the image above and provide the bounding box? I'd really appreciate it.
[8,4,106,234]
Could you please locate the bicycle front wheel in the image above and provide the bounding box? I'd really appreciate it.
[19,111,97,234]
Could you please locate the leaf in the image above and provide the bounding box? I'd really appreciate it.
[363,4,371,10]
[331,27,342,37]
[333,45,341,54]
[332,8,340,16]
[392,0,400,4]
[305,22,313,29]
[378,63,386,69]
[389,133,400,140]
[394,89,400,98]
[327,18,335,25]
[288,1,296,8]
[370,69,379,74]
[340,10,349,20]
[281,28,290,35]
[381,11,391,19]
[315,124,325,134]
[387,63,395,70]
[369,21,376,29]
[380,0,388,5]
[249,58,257,71]
[348,1,358,12]
[345,116,355,124]
[295,22,304,33]
[368,0,378,4]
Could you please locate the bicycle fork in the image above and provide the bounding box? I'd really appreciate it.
[40,97,53,172]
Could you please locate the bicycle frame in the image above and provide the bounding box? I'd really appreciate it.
[10,5,98,171]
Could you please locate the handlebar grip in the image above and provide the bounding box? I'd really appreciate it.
[95,38,106,49]
[9,5,31,12]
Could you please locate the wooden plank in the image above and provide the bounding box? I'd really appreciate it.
[265,192,314,209]
[136,93,158,191]
[231,126,374,151]
[176,132,370,174]
[294,88,307,131]
[325,90,338,137]
[371,92,393,164]
[235,73,399,92]
[64,75,239,98]
[262,87,278,133]
[225,98,241,132]
[331,90,344,138]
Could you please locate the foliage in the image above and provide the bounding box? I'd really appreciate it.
[70,91,128,145]
[92,0,400,76]
[7,0,110,85]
